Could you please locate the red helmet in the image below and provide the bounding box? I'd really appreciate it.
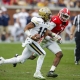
[59,8,70,22]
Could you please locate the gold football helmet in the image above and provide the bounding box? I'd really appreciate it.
[39,7,52,21]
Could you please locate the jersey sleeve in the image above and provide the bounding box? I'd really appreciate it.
[51,16,58,23]
[31,17,43,27]
[47,22,56,30]
[48,16,58,30]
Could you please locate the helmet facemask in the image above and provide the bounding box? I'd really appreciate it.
[59,8,70,22]
[60,12,70,22]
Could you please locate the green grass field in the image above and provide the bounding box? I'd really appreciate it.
[0,43,80,80]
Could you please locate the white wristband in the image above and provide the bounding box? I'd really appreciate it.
[25,30,31,37]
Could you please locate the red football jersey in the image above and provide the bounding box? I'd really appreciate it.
[51,15,69,34]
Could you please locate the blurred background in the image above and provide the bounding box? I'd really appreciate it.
[0,0,80,43]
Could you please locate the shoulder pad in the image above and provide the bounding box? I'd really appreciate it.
[31,17,43,26]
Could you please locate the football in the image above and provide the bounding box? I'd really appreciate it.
[31,34,41,41]
[35,34,41,39]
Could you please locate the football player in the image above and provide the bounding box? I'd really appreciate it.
[0,7,60,79]
[45,8,70,78]
[29,8,70,78]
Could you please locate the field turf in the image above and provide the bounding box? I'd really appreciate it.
[0,43,80,80]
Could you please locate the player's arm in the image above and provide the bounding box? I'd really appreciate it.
[24,22,40,41]
[24,22,35,31]
[47,22,56,30]
[24,17,41,41]
[44,30,62,43]
[24,22,35,36]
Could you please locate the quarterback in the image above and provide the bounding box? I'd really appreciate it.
[0,7,60,79]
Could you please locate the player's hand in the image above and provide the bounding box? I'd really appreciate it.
[31,34,41,41]
[51,34,62,44]
[56,36,62,44]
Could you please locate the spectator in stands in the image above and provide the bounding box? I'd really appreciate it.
[1,7,10,37]
[37,0,49,7]
[69,0,76,8]
[58,0,66,7]
[18,8,29,29]
[1,31,6,41]
[50,0,58,6]
[9,21,24,42]
[26,10,32,24]
[10,0,18,5]
[30,0,38,6]
[75,0,80,8]
[11,9,24,42]
[17,0,27,6]
[64,0,70,8]
[0,10,3,41]
[31,9,39,17]
[13,9,20,23]
[2,0,11,5]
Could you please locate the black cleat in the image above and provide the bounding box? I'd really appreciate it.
[47,71,58,78]
[13,54,18,67]
[13,63,17,67]
[75,61,79,65]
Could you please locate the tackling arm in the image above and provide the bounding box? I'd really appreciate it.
[44,30,62,43]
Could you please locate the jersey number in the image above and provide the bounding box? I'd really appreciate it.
[38,27,47,37]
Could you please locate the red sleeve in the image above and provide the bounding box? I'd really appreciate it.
[50,16,58,24]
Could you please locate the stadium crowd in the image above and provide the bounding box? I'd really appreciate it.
[0,0,80,42]
[0,7,40,42]
[1,0,80,8]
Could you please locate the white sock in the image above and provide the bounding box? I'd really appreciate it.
[50,65,56,71]
[35,55,45,73]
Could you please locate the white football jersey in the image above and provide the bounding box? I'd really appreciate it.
[30,17,49,37]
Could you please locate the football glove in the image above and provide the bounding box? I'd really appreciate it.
[51,33,62,44]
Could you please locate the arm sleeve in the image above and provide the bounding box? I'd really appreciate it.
[48,22,56,30]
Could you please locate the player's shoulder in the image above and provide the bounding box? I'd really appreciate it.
[31,17,44,25]
[51,15,59,23]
